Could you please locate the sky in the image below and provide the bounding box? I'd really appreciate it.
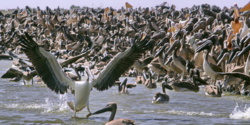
[0,0,249,10]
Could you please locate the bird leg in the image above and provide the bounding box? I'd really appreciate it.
[86,101,92,118]
[86,112,92,118]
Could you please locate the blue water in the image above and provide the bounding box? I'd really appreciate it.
[0,60,250,125]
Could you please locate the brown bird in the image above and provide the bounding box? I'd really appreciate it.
[87,102,135,125]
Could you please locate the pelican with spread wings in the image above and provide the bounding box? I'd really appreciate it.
[19,33,150,117]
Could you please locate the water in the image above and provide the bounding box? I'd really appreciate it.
[1,60,250,125]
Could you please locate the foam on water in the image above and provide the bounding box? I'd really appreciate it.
[164,110,214,116]
[124,110,216,117]
[2,94,70,113]
[229,103,250,119]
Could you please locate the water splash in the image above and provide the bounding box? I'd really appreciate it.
[43,94,69,113]
[229,103,250,119]
[3,94,70,113]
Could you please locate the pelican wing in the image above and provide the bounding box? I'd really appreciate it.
[93,38,151,91]
[1,68,23,78]
[217,72,250,81]
[19,33,74,94]
[172,82,196,90]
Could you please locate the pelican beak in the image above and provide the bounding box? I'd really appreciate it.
[237,44,250,56]
[243,35,250,44]
[164,56,173,65]
[217,49,228,61]
[227,50,240,64]
[91,104,113,115]
[196,40,206,46]
[164,84,173,90]
[120,78,128,87]
[154,44,166,58]
[195,40,212,53]
[162,82,173,90]
[217,52,229,65]
[156,37,169,46]
[140,32,147,41]
[165,40,180,55]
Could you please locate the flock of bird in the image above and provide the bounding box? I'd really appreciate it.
[1,1,250,124]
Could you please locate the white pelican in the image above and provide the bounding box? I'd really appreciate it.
[19,33,150,117]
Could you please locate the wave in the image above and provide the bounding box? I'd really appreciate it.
[229,103,250,119]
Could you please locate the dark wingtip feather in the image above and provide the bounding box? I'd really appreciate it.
[93,35,151,91]
[19,33,69,94]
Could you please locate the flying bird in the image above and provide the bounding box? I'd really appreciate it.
[19,32,151,117]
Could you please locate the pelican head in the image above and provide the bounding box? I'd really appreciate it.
[166,40,180,55]
[162,80,173,93]
[154,43,169,58]
[91,102,117,120]
[88,102,135,124]
[119,78,129,94]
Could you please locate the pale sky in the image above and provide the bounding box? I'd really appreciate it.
[0,0,249,10]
